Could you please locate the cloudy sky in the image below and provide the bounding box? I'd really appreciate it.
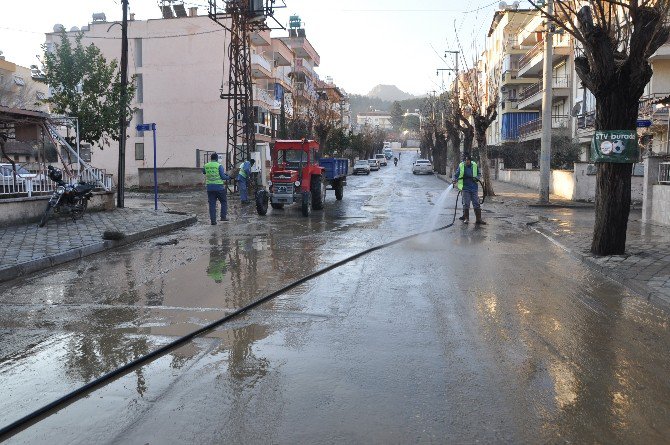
[0,0,515,96]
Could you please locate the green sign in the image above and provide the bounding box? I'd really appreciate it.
[591,130,639,163]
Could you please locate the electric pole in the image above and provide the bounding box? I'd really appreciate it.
[539,0,553,204]
[117,0,129,208]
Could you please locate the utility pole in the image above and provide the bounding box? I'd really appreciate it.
[117,0,129,208]
[539,0,553,204]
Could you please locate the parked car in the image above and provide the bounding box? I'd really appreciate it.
[374,153,388,166]
[384,149,394,159]
[353,159,371,175]
[412,159,434,175]
[0,163,37,185]
[367,159,381,171]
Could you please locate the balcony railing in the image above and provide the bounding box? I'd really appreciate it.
[660,162,670,184]
[251,53,272,73]
[255,123,274,138]
[501,99,519,110]
[253,86,275,106]
[519,76,570,101]
[519,41,544,69]
[518,115,569,138]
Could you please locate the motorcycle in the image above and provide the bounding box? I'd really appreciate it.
[393,157,398,166]
[38,165,96,227]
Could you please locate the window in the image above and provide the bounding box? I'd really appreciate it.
[13,76,25,86]
[134,39,143,67]
[135,109,144,136]
[135,142,145,160]
[36,91,46,100]
[135,74,143,103]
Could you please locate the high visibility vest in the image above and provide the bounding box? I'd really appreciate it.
[204,162,224,185]
[457,161,478,191]
[238,162,248,179]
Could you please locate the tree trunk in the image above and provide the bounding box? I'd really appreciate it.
[590,91,638,255]
[434,131,448,175]
[462,126,474,155]
[475,128,496,197]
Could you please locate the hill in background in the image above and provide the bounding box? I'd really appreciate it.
[367,84,415,102]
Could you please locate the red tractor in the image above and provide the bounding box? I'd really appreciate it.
[255,139,348,216]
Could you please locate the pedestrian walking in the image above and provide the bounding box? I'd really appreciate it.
[203,153,232,225]
[452,153,486,225]
[237,158,255,204]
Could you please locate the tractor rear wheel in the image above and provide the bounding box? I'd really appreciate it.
[311,175,325,210]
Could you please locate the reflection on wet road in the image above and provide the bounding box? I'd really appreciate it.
[1,154,670,444]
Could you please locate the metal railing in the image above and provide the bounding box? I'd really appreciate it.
[519,41,544,69]
[251,53,272,74]
[254,123,274,138]
[0,164,113,198]
[660,162,670,184]
[519,76,570,101]
[518,115,570,137]
[253,86,275,106]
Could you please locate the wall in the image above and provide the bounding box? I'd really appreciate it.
[0,192,114,227]
[500,163,644,202]
[138,167,204,189]
[651,185,670,226]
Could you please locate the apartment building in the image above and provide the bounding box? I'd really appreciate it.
[0,56,49,113]
[485,7,574,158]
[356,111,393,131]
[45,9,232,186]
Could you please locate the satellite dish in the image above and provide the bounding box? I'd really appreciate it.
[512,1,520,9]
[53,24,65,32]
[70,26,80,32]
[570,101,582,117]
[499,1,507,9]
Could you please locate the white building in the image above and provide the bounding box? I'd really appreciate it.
[45,9,232,186]
[356,111,392,131]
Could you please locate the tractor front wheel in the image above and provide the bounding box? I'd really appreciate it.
[255,190,268,216]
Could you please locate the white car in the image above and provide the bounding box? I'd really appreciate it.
[375,153,388,166]
[353,159,371,175]
[367,159,380,171]
[412,159,434,175]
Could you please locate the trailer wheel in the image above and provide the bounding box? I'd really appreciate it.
[255,190,268,216]
[301,191,312,217]
[311,175,325,210]
[271,203,284,210]
[335,179,344,201]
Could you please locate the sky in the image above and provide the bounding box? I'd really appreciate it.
[0,0,523,97]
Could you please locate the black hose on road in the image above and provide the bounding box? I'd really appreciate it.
[0,216,459,441]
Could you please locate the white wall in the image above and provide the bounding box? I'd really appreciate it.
[500,164,644,202]
[651,185,670,226]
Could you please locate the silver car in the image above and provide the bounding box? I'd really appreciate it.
[412,159,434,175]
[353,159,371,175]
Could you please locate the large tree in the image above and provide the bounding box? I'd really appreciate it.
[390,101,404,131]
[43,31,135,148]
[531,0,670,255]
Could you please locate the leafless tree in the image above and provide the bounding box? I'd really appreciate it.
[530,0,670,255]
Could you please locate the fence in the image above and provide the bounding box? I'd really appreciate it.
[518,115,570,138]
[0,164,113,198]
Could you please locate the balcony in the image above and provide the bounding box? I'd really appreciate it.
[271,38,293,66]
[251,54,272,79]
[501,69,537,86]
[253,86,275,108]
[518,115,570,140]
[518,39,571,78]
[517,76,570,110]
[501,99,519,111]
[274,70,292,90]
[280,36,320,65]
[250,29,271,47]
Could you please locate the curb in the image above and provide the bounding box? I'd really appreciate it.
[529,224,670,310]
[0,215,197,284]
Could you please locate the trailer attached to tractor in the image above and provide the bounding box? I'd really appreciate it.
[255,139,348,216]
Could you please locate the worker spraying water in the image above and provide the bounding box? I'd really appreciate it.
[452,153,486,225]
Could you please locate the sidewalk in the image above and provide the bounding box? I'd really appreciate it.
[490,180,670,307]
[0,208,197,283]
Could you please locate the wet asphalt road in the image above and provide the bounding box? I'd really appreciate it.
[1,153,670,444]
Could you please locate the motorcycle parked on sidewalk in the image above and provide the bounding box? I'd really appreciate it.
[38,166,96,227]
